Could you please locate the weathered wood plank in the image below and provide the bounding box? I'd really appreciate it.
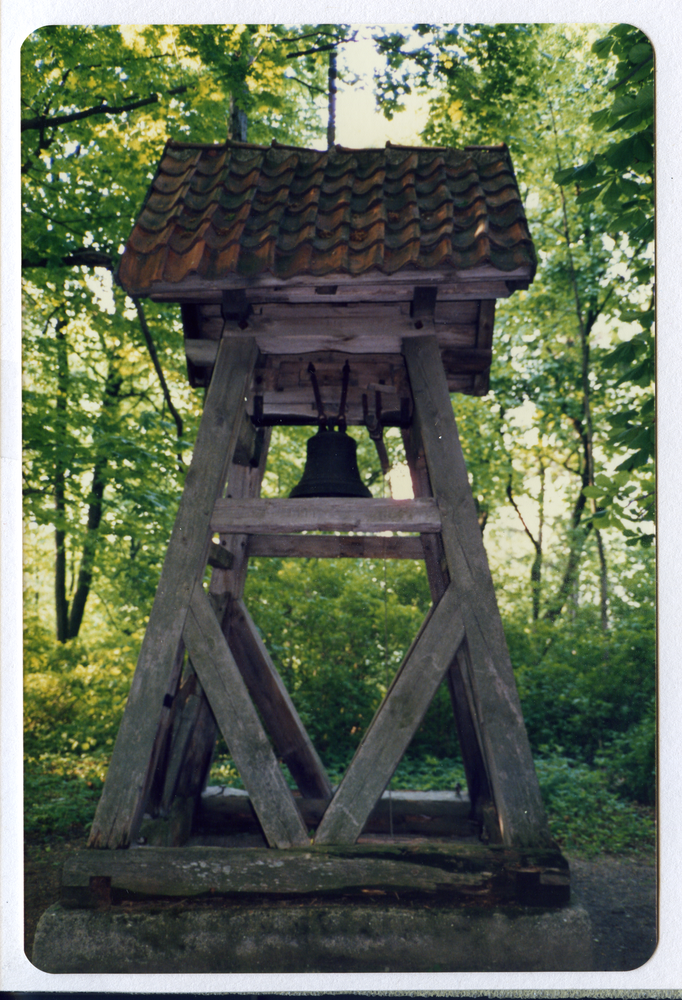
[203,299,482,328]
[62,842,569,907]
[473,299,496,393]
[207,542,234,570]
[227,600,332,800]
[198,787,476,838]
[253,351,410,396]
[168,671,218,804]
[211,497,441,535]
[151,261,533,298]
[160,691,203,815]
[315,584,465,845]
[247,533,425,560]
[475,298,496,350]
[88,336,259,849]
[403,335,552,848]
[183,584,309,848]
[402,420,498,837]
[186,327,485,363]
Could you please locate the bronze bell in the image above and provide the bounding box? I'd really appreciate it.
[289,426,372,498]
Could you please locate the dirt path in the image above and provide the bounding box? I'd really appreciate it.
[568,853,657,971]
[24,835,656,971]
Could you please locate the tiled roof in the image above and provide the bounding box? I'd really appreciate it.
[117,139,536,295]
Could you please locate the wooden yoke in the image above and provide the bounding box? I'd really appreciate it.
[88,336,259,849]
[402,336,552,848]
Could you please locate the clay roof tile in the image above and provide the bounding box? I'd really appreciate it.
[117,139,536,294]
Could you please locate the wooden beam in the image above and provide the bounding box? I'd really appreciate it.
[62,842,569,907]
[473,299,496,394]
[160,691,203,816]
[211,497,441,535]
[88,335,259,849]
[198,787,475,838]
[183,584,309,848]
[153,263,533,300]
[402,335,552,848]
[165,671,217,806]
[315,584,465,845]
[402,420,498,838]
[186,329,489,364]
[247,533,426,560]
[228,600,332,800]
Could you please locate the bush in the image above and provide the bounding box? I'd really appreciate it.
[535,752,655,856]
[596,700,656,805]
[507,597,655,799]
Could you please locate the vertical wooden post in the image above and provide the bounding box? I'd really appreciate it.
[403,335,552,848]
[88,336,258,849]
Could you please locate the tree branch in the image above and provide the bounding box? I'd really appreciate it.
[22,249,115,270]
[608,54,653,92]
[132,297,184,441]
[506,478,540,554]
[21,84,189,132]
[287,42,340,58]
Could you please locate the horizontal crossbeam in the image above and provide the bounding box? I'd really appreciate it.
[211,497,441,535]
[247,533,426,559]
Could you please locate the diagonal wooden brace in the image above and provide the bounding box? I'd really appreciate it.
[184,585,309,848]
[314,583,465,845]
[227,600,332,801]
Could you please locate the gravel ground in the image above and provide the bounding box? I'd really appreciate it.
[24,834,656,971]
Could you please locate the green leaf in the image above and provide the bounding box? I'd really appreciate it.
[635,84,654,111]
[591,36,613,58]
[629,42,653,65]
[576,184,605,204]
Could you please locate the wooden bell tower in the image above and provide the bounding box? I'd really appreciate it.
[79,139,567,906]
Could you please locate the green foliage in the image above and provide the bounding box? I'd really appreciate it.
[240,554,439,759]
[21,24,330,645]
[24,615,138,761]
[595,700,656,806]
[509,601,655,764]
[534,754,654,856]
[552,24,654,539]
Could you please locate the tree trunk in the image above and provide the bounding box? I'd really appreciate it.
[543,472,591,624]
[54,318,69,642]
[66,361,122,639]
[595,527,609,631]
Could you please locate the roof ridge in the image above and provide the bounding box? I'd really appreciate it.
[164,138,509,154]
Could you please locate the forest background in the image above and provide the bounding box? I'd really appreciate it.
[18,22,655,856]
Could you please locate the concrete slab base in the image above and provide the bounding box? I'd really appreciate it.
[32,899,593,973]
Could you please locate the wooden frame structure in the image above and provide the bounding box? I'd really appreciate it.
[80,141,566,912]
